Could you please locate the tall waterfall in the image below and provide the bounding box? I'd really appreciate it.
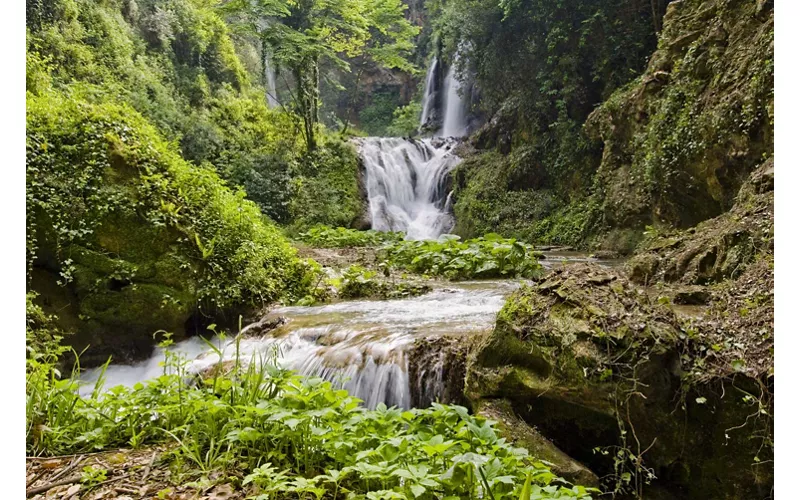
[419,57,439,130]
[357,137,460,240]
[441,61,468,137]
[264,52,280,108]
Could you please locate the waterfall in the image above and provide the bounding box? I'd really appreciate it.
[357,137,461,240]
[441,60,468,138]
[419,57,439,130]
[264,51,280,108]
[81,281,522,409]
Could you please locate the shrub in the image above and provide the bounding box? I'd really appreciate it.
[380,234,543,280]
[298,225,405,248]
[26,91,315,316]
[26,337,596,499]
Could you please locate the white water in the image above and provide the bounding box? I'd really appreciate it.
[264,52,280,108]
[80,253,622,407]
[81,281,522,408]
[419,57,439,130]
[358,137,460,240]
[441,59,468,138]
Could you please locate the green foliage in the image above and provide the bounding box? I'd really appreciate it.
[228,0,420,149]
[298,225,404,248]
[336,265,431,300]
[433,0,655,128]
[380,234,542,280]
[359,91,403,136]
[452,150,601,247]
[27,337,595,499]
[26,293,69,364]
[387,101,423,137]
[26,92,315,314]
[289,141,366,230]
[25,0,357,230]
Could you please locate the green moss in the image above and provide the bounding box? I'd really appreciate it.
[452,149,602,248]
[588,0,773,229]
[27,91,316,361]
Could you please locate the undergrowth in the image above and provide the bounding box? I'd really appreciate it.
[26,327,596,499]
[298,225,405,248]
[379,234,543,280]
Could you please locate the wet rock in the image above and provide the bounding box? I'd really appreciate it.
[475,399,599,487]
[408,336,470,408]
[241,316,287,337]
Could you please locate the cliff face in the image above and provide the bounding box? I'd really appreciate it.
[451,0,773,252]
[587,0,773,231]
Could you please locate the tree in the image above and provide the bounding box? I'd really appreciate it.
[224,0,418,150]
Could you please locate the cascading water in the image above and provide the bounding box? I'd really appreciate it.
[264,52,280,108]
[357,137,460,240]
[80,254,620,408]
[81,281,522,408]
[419,57,439,131]
[440,56,469,137]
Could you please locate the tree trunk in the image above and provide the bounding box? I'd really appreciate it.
[295,55,320,151]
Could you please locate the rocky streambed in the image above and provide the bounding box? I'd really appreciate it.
[82,157,773,498]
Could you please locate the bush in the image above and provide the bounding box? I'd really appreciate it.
[298,225,405,248]
[380,234,543,280]
[26,91,315,318]
[289,141,366,230]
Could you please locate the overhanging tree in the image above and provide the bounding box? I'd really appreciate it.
[224,0,418,150]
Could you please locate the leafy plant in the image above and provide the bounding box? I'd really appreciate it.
[298,225,404,248]
[26,313,596,499]
[380,234,543,280]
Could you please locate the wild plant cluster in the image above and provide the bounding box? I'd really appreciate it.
[297,225,405,248]
[379,234,542,280]
[26,330,595,499]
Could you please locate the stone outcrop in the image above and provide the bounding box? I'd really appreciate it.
[587,0,773,231]
[627,157,773,286]
[465,262,773,498]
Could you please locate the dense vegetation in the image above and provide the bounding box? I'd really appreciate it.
[27,320,595,499]
[438,0,773,251]
[25,0,774,498]
[298,225,405,248]
[380,234,542,280]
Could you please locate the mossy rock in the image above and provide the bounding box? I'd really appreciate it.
[466,263,772,497]
[27,93,315,366]
[626,158,773,285]
[587,0,773,232]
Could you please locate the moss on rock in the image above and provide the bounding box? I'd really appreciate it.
[626,157,773,285]
[587,0,773,231]
[27,93,316,365]
[466,262,772,497]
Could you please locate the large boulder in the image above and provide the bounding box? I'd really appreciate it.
[466,264,772,498]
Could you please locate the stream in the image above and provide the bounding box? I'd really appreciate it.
[81,108,621,406]
[80,253,620,406]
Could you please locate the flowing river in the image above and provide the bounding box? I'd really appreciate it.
[81,131,621,408]
[80,252,620,406]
